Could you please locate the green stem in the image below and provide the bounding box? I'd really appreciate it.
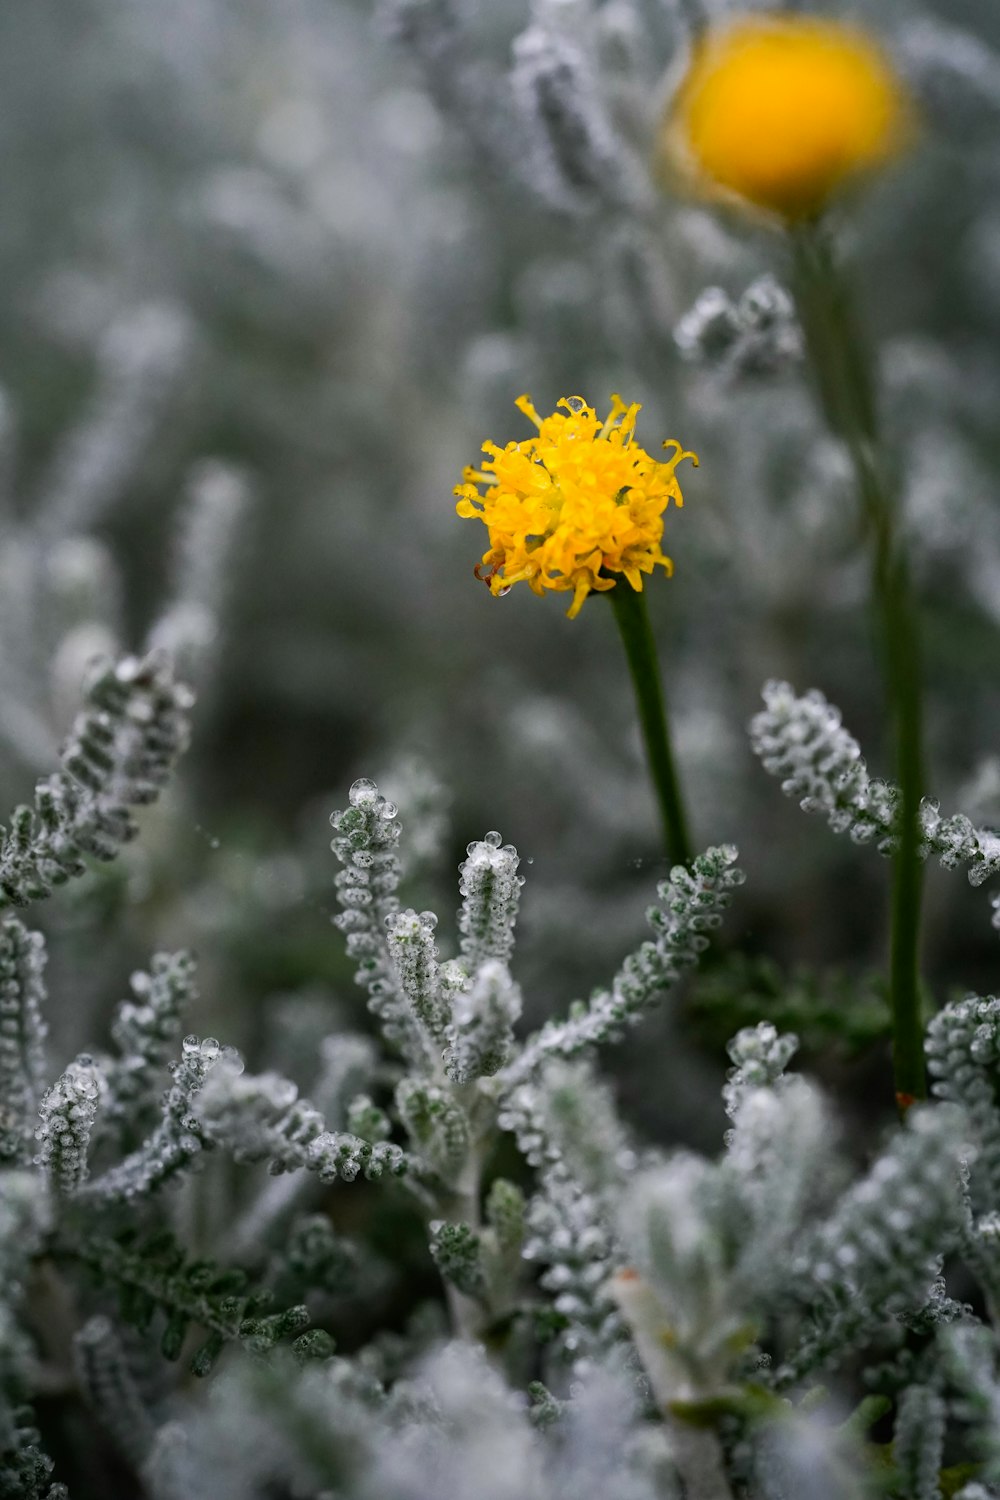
[791,223,927,1108]
[609,582,694,868]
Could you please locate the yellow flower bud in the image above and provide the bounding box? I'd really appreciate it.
[663,16,912,222]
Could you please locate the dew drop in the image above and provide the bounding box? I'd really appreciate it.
[495,586,512,598]
[420,910,438,930]
[381,801,398,819]
[200,1037,221,1060]
[349,777,378,806]
[484,830,503,849]
[182,1034,200,1055]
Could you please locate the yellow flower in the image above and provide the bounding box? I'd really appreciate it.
[455,395,696,619]
[664,15,911,222]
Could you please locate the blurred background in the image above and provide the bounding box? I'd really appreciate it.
[4,0,1000,1151]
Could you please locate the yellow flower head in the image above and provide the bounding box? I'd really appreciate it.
[455,395,696,619]
[664,15,912,222]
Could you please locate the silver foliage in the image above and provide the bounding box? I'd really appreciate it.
[752,680,1000,885]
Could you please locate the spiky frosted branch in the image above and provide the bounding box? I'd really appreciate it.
[34,301,193,539]
[429,1221,486,1299]
[147,460,251,687]
[942,1324,1000,1484]
[510,24,637,215]
[81,1037,223,1203]
[457,832,522,972]
[675,275,804,378]
[331,778,435,1070]
[500,1063,631,1365]
[778,1105,969,1386]
[223,1033,380,1261]
[195,1059,408,1184]
[444,959,522,1083]
[751,680,1000,884]
[385,908,453,1044]
[0,654,192,910]
[722,1021,800,1121]
[36,1054,106,1195]
[395,1078,469,1184]
[720,1027,834,1304]
[926,994,1000,1212]
[0,1169,49,1308]
[504,845,743,1084]
[892,1383,946,1500]
[0,919,48,1165]
[306,1131,407,1185]
[65,1228,310,1374]
[106,950,197,1131]
[74,1315,155,1470]
[0,1398,67,1500]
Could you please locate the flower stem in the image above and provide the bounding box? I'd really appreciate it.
[608,582,694,868]
[791,223,927,1109]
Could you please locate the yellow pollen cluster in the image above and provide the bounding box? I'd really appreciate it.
[455,395,696,619]
[664,16,911,222]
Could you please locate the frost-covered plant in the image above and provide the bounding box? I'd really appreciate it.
[9,700,1000,1499]
[751,681,1000,889]
[674,276,804,379]
[0,662,752,1495]
[9,0,1000,1495]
